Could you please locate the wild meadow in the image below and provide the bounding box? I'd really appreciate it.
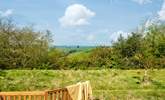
[1,69,165,100]
[0,16,164,100]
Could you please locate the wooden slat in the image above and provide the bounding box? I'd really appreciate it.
[54,92,56,100]
[18,95,21,100]
[3,95,6,100]
[58,91,61,100]
[34,95,37,100]
[23,95,26,100]
[49,93,52,100]
[13,95,16,100]
[57,91,60,100]
[29,95,32,100]
[8,96,11,100]
[10,96,13,100]
[38,95,42,100]
[62,90,66,100]
[44,92,48,100]
[56,91,58,100]
[0,88,70,100]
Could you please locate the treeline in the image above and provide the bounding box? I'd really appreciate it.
[112,26,165,69]
[0,19,50,69]
[0,19,165,69]
[47,25,165,69]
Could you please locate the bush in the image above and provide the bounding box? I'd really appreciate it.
[0,19,51,69]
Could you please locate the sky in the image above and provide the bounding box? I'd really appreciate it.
[0,0,165,46]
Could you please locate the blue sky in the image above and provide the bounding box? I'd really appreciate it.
[0,0,164,46]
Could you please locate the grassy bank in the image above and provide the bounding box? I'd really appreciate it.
[1,69,165,99]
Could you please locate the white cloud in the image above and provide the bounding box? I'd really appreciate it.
[158,0,165,21]
[86,34,95,41]
[132,0,152,5]
[59,4,95,27]
[0,9,13,17]
[145,18,156,28]
[110,30,130,42]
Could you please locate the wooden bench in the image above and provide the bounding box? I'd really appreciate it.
[0,88,72,100]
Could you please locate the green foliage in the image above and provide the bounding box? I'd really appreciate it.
[112,24,165,69]
[0,18,51,69]
[67,51,91,69]
[48,48,68,69]
[0,18,164,69]
[89,47,113,68]
[112,33,144,69]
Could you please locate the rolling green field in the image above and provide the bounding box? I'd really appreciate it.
[1,69,165,100]
[55,46,95,53]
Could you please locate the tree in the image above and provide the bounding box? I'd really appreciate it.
[89,46,113,68]
[0,18,51,69]
[113,32,144,69]
[48,48,67,69]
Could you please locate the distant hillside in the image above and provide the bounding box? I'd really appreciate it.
[54,45,97,53]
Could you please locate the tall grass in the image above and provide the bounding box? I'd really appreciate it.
[1,69,165,99]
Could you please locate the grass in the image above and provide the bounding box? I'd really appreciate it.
[1,69,165,99]
[56,46,94,53]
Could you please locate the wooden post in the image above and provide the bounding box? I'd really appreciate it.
[13,96,16,100]
[3,96,6,100]
[23,95,26,100]
[54,92,56,100]
[44,91,48,100]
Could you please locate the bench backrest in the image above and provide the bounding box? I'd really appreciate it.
[0,88,72,100]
